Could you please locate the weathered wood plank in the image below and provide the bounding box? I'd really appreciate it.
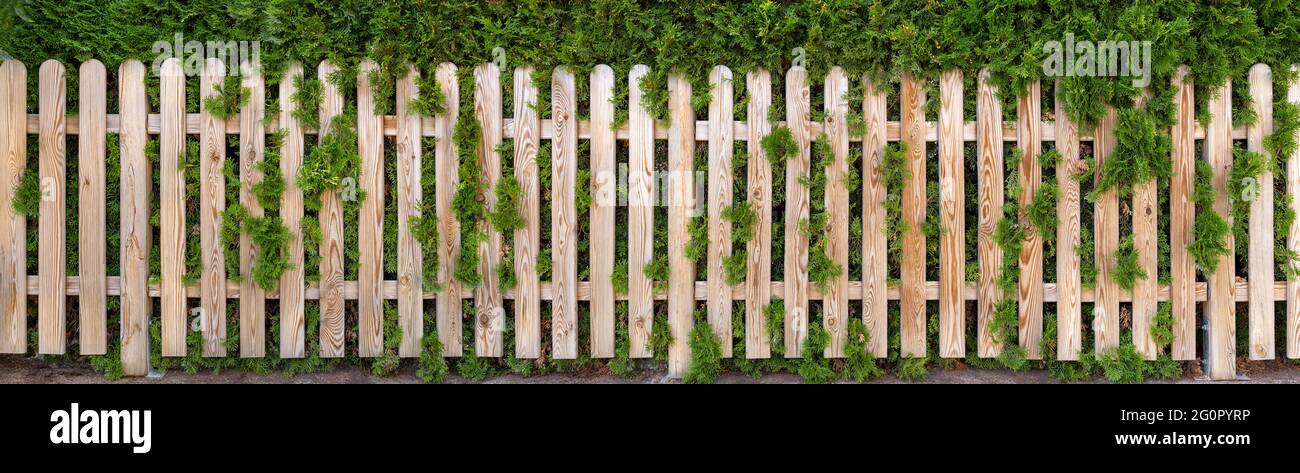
[239,64,266,358]
[0,60,25,354]
[784,66,810,357]
[938,69,964,358]
[77,60,107,355]
[667,73,695,376]
[317,61,346,358]
[1133,171,1159,360]
[1290,64,1300,360]
[474,63,504,358]
[708,65,735,357]
[1247,64,1274,360]
[38,60,66,354]
[513,67,541,358]
[278,63,306,359]
[1206,82,1236,379]
[977,69,1003,358]
[160,58,187,357]
[862,77,888,358]
[1170,67,1196,361]
[746,70,773,359]
[435,63,462,356]
[199,58,227,357]
[356,61,385,357]
[1054,80,1082,361]
[1094,107,1120,353]
[589,65,616,358]
[627,65,655,358]
[551,67,578,359]
[900,72,927,358]
[395,68,422,358]
[1017,80,1043,359]
[823,66,850,358]
[118,60,150,375]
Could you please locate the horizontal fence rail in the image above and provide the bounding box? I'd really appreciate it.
[1,59,1297,381]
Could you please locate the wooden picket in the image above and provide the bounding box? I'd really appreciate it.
[1206,82,1235,380]
[627,65,655,359]
[1247,64,1274,360]
[745,70,772,359]
[900,72,926,358]
[4,58,1296,381]
[278,63,306,359]
[1291,66,1300,360]
[38,60,66,355]
[667,73,694,375]
[938,69,963,358]
[1170,67,1196,361]
[708,65,735,358]
[551,67,578,360]
[357,60,384,358]
[0,60,24,355]
[118,60,149,375]
[824,67,849,358]
[474,63,504,358]
[784,67,810,357]
[78,60,107,355]
[239,63,266,358]
[589,65,616,358]
[1054,80,1082,361]
[976,70,1003,358]
[160,59,187,357]
[395,67,422,358]
[1017,80,1042,359]
[318,60,346,358]
[513,67,541,359]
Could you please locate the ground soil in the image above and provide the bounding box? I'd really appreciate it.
[3,355,1298,384]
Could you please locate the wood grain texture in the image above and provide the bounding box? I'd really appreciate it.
[1093,107,1120,353]
[1170,67,1196,361]
[745,70,772,359]
[707,65,734,358]
[1247,64,1274,360]
[627,65,655,358]
[1132,172,1158,359]
[1054,80,1082,361]
[434,63,462,356]
[0,60,25,354]
[976,69,1003,358]
[1206,82,1236,380]
[277,63,306,359]
[1017,80,1043,359]
[667,73,695,376]
[318,61,346,358]
[589,65,616,358]
[862,78,888,357]
[199,58,227,357]
[395,68,422,358]
[38,60,66,354]
[551,67,578,359]
[159,58,186,357]
[239,64,266,358]
[900,72,927,358]
[938,69,964,358]
[474,63,504,357]
[77,60,107,355]
[784,67,810,357]
[513,67,541,358]
[1290,64,1300,360]
[823,66,849,358]
[357,61,384,358]
[118,60,150,375]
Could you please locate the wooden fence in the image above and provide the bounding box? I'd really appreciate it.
[0,58,1297,380]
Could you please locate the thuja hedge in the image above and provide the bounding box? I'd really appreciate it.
[3,1,1300,383]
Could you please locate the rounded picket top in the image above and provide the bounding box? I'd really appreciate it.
[39,59,65,79]
[79,59,105,81]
